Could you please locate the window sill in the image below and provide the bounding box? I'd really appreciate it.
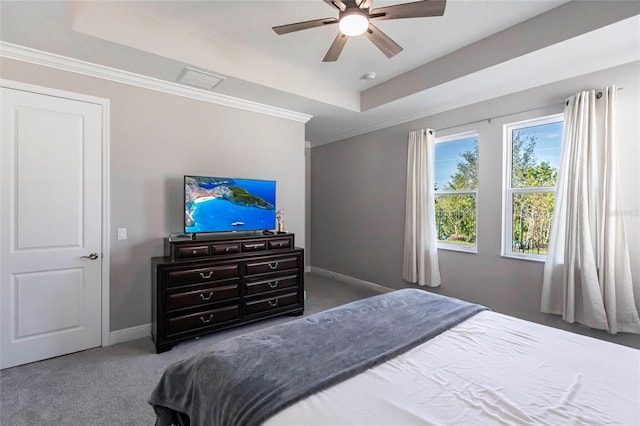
[438,243,477,254]
[501,253,546,263]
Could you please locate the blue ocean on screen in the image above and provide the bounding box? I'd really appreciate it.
[185,177,276,233]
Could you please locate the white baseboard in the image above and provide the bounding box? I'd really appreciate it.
[109,323,151,345]
[304,265,311,273]
[309,266,393,294]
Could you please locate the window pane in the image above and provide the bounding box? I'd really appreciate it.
[511,192,555,255]
[435,136,478,191]
[435,194,476,246]
[511,121,562,188]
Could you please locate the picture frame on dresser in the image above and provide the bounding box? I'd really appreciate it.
[151,233,304,353]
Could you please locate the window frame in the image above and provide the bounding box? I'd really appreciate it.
[434,131,479,254]
[502,113,563,262]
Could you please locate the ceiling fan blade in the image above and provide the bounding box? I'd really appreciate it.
[323,32,349,62]
[323,0,347,11]
[370,0,446,21]
[358,0,374,9]
[364,23,403,58]
[273,17,338,35]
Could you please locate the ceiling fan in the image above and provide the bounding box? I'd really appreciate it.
[272,0,447,62]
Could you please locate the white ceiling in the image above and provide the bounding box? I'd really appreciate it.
[1,1,639,146]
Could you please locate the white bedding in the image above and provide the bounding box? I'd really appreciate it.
[265,311,640,426]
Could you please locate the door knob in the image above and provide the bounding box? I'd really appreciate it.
[81,253,99,260]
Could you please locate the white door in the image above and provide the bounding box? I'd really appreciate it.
[1,86,103,369]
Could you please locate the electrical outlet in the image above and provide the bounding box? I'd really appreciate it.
[117,228,127,240]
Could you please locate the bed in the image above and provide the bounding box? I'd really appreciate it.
[149,289,640,426]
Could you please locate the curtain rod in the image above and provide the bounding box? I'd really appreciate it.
[432,87,624,134]
[433,102,563,133]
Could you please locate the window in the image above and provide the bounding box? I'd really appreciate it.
[503,114,563,260]
[434,132,478,252]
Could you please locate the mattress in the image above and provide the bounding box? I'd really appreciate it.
[265,310,640,426]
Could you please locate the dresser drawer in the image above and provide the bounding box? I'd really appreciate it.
[245,274,298,296]
[166,264,239,288]
[175,245,210,260]
[167,305,240,336]
[211,242,241,255]
[245,292,298,316]
[167,283,239,311]
[241,240,267,252]
[268,238,292,250]
[245,256,299,275]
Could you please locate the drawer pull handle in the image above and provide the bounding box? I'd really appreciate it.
[225,247,229,252]
[199,292,214,301]
[268,299,279,307]
[268,281,279,289]
[192,250,198,255]
[268,262,279,270]
[200,314,214,324]
[200,271,213,279]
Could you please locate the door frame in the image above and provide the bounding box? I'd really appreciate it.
[0,79,111,347]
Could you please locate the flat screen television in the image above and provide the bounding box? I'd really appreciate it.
[184,175,276,234]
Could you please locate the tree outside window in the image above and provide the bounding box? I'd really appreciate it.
[504,115,562,259]
[434,133,478,252]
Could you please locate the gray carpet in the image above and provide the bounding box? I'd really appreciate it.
[0,273,382,426]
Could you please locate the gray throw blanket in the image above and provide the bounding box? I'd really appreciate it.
[149,288,487,426]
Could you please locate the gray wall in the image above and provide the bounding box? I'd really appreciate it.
[0,58,306,332]
[305,142,311,269]
[311,61,640,348]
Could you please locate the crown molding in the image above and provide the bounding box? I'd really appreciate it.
[0,42,313,124]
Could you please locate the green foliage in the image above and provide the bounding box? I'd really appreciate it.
[435,140,478,245]
[512,192,554,255]
[511,129,558,188]
[228,186,274,210]
[446,142,478,191]
[434,131,559,252]
[510,130,558,254]
[435,194,476,244]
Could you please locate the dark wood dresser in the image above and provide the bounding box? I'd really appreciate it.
[151,233,304,353]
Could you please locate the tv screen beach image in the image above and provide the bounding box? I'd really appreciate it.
[184,176,276,233]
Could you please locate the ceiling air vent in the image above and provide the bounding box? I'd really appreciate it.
[177,67,225,91]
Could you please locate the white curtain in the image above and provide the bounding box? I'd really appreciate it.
[402,129,441,287]
[541,86,640,334]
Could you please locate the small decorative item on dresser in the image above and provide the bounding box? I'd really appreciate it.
[276,209,286,233]
[168,232,193,241]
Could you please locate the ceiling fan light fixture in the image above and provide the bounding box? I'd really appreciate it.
[339,10,369,36]
[273,0,448,61]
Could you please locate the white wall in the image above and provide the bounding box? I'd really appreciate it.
[0,57,307,332]
[311,61,640,348]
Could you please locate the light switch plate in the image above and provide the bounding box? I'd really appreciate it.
[117,228,127,240]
